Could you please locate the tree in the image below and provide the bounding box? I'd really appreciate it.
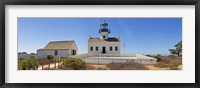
[169,41,182,56]
[21,52,27,54]
[30,53,36,55]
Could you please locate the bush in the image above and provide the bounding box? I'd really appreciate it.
[168,55,175,59]
[63,58,85,70]
[18,58,39,70]
[154,62,169,68]
[30,56,35,59]
[38,59,50,65]
[107,62,149,70]
[146,54,152,57]
[153,54,162,62]
[169,64,179,70]
[169,58,182,65]
[46,55,54,62]
[18,59,30,70]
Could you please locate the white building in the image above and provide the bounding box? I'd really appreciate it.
[88,20,120,56]
[37,40,78,59]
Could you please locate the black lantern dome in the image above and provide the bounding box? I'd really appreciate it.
[99,20,110,34]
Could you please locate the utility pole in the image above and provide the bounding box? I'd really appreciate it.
[124,43,125,54]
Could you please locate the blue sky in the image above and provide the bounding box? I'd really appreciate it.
[18,18,182,55]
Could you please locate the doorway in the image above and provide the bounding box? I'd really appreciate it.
[72,50,76,55]
[102,46,106,54]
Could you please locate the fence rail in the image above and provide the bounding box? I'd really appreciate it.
[80,57,156,64]
[70,53,157,64]
[70,53,137,58]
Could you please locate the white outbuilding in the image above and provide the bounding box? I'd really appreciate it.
[37,40,78,59]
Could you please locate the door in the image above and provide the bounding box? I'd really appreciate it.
[102,46,106,54]
[71,50,76,55]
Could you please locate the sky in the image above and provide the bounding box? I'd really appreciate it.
[18,18,182,55]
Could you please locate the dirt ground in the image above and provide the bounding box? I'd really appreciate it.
[86,64,182,70]
[86,64,109,70]
[145,65,170,70]
[145,65,182,70]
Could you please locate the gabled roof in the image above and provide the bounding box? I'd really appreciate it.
[38,40,76,50]
[88,37,120,42]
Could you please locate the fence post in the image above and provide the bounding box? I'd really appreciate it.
[42,64,43,70]
[54,61,56,69]
[48,63,50,69]
[57,57,59,68]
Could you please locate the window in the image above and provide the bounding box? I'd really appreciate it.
[103,35,106,38]
[90,46,93,51]
[110,46,112,51]
[96,46,98,51]
[54,50,58,55]
[115,46,118,51]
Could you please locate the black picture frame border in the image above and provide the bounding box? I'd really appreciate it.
[0,0,199,88]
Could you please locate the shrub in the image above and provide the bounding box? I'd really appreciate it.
[18,58,39,70]
[167,55,175,59]
[169,58,182,65]
[169,64,179,70]
[38,59,50,65]
[154,54,162,62]
[29,58,39,70]
[154,62,169,68]
[63,58,85,70]
[46,55,54,62]
[107,62,148,70]
[30,56,35,59]
[146,54,152,57]
[18,59,30,70]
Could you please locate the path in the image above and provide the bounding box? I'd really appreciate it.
[37,62,63,70]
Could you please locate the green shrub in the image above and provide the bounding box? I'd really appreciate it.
[169,64,179,70]
[18,59,30,70]
[63,58,85,70]
[146,54,152,57]
[18,58,39,70]
[46,55,54,62]
[29,58,39,69]
[153,54,162,62]
[30,56,35,59]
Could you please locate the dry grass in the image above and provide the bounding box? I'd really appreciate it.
[145,65,170,70]
[84,64,109,70]
[154,62,169,68]
[107,62,149,70]
[154,56,182,70]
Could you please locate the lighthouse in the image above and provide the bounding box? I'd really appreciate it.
[88,20,120,55]
[99,20,110,39]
